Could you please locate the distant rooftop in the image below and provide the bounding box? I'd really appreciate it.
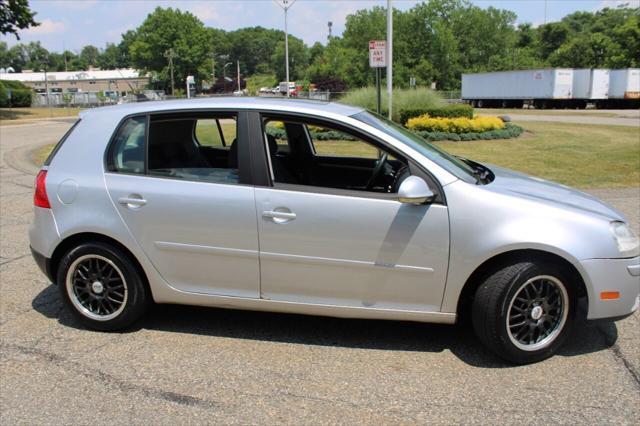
[0,69,144,82]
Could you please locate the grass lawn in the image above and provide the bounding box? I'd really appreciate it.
[0,107,84,123]
[31,120,640,189]
[31,144,56,166]
[435,121,639,188]
[194,120,237,146]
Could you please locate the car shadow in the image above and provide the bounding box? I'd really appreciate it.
[32,284,618,368]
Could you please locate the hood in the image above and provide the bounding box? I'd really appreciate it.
[482,165,625,221]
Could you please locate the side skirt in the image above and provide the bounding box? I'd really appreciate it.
[153,286,457,324]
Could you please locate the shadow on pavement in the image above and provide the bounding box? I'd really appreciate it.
[32,284,617,368]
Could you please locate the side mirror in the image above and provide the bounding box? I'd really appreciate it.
[398,176,435,205]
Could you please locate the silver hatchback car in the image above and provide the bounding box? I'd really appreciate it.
[30,98,639,363]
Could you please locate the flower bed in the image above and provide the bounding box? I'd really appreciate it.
[407,115,505,133]
[413,123,524,141]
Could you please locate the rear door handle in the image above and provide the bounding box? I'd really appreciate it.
[118,195,147,209]
[262,210,296,223]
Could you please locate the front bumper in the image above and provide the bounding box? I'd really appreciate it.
[580,256,640,320]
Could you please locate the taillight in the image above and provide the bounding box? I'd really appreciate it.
[34,170,51,208]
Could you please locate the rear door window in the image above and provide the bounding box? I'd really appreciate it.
[147,113,240,184]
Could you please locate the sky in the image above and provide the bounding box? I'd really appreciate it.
[1,0,638,53]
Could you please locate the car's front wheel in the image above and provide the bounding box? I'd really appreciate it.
[472,261,577,364]
[57,242,150,331]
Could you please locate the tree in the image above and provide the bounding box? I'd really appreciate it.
[97,43,127,69]
[227,27,281,75]
[271,36,308,81]
[0,0,38,39]
[129,7,211,92]
[305,40,367,89]
[537,22,570,58]
[80,45,100,68]
[308,42,324,64]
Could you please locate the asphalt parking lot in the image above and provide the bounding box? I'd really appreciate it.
[1,120,639,424]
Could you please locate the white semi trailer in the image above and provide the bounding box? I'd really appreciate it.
[572,69,609,108]
[603,68,640,108]
[461,69,574,109]
[462,68,639,109]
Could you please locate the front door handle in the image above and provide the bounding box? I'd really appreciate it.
[262,210,296,223]
[118,195,147,209]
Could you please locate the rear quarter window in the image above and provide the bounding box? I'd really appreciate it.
[44,119,81,166]
[107,116,147,174]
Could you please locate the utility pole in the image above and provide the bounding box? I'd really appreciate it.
[275,0,296,98]
[44,68,49,108]
[387,0,393,120]
[211,52,216,84]
[328,21,332,40]
[237,61,241,92]
[63,41,68,71]
[164,48,175,95]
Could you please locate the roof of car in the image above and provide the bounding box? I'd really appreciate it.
[80,97,365,119]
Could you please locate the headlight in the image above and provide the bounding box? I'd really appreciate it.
[610,221,639,256]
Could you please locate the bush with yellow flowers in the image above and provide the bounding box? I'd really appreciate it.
[406,115,505,134]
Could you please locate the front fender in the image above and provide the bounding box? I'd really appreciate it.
[440,180,619,313]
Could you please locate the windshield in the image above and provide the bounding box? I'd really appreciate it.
[352,111,477,183]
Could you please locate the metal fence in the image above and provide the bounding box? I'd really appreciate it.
[31,90,166,107]
[29,89,463,108]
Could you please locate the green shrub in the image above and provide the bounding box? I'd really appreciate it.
[0,81,32,107]
[399,103,474,124]
[339,86,444,122]
[414,123,523,141]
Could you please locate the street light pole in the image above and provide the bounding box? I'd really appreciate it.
[223,62,232,79]
[275,0,296,98]
[387,0,393,120]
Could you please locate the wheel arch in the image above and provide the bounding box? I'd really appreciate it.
[455,248,587,323]
[49,232,150,295]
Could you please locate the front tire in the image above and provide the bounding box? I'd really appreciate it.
[57,242,150,331]
[472,261,577,364]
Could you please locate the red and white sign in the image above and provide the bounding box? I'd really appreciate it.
[369,40,387,68]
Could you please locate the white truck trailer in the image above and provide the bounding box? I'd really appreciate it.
[603,68,640,108]
[572,69,609,108]
[461,69,575,109]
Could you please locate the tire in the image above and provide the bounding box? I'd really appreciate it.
[471,261,577,364]
[57,242,150,331]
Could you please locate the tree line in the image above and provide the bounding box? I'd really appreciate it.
[0,0,638,92]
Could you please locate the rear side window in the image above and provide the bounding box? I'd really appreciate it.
[147,114,240,184]
[108,116,147,174]
[44,119,81,166]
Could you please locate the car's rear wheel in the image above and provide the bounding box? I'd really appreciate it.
[472,261,577,364]
[57,242,150,331]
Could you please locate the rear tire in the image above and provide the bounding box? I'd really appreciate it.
[57,242,150,331]
[472,261,577,364]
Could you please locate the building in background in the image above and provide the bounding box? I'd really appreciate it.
[0,69,149,96]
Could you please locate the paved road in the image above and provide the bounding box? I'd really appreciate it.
[1,121,639,424]
[501,114,639,127]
